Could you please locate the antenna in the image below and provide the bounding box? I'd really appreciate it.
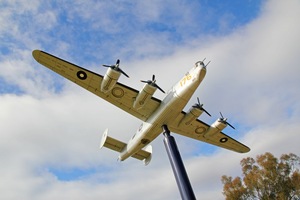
[205,60,211,67]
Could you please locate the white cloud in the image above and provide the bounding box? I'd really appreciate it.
[1,0,300,199]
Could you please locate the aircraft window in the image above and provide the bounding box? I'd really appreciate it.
[132,134,136,139]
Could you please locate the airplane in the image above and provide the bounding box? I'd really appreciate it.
[32,50,250,166]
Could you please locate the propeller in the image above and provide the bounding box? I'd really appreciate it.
[218,112,235,129]
[141,74,165,93]
[192,97,211,117]
[102,59,129,78]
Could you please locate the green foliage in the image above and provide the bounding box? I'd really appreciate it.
[221,152,300,200]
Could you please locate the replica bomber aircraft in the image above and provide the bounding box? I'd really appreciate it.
[33,50,250,165]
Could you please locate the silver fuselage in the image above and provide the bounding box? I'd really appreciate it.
[119,62,207,161]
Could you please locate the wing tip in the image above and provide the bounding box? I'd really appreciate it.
[240,146,251,153]
[32,49,41,61]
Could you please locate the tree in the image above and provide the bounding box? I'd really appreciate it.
[221,152,300,200]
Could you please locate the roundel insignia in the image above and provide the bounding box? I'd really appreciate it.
[195,127,206,134]
[77,71,87,80]
[112,87,124,98]
[220,138,228,143]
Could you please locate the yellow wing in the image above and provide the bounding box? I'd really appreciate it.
[32,50,161,121]
[169,112,250,153]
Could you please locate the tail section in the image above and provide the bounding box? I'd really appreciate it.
[132,145,152,166]
[100,128,126,152]
[100,129,153,165]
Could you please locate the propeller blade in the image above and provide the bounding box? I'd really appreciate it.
[102,64,113,68]
[102,59,129,78]
[219,112,235,129]
[140,74,165,93]
[119,68,129,78]
[202,108,211,117]
[197,97,201,105]
[220,112,224,119]
[226,122,235,130]
[193,97,211,116]
[141,80,151,84]
[155,84,165,93]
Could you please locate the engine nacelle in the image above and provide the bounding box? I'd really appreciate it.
[101,67,121,93]
[133,83,157,110]
[204,119,227,138]
[179,107,203,126]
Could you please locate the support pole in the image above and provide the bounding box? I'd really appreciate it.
[162,125,196,200]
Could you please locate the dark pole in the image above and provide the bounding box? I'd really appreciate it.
[162,125,196,200]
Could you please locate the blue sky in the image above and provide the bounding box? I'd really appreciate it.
[1,0,300,199]
[1,0,262,95]
[1,0,262,63]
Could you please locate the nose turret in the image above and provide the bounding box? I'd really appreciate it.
[194,59,209,85]
[195,59,210,69]
[196,61,205,68]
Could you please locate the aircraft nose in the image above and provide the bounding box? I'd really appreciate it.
[196,61,208,70]
[195,61,205,68]
[196,59,210,68]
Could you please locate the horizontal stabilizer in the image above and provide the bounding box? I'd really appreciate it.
[100,129,152,165]
[100,128,126,152]
[132,145,152,166]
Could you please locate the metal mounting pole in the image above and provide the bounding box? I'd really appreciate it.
[162,125,196,200]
